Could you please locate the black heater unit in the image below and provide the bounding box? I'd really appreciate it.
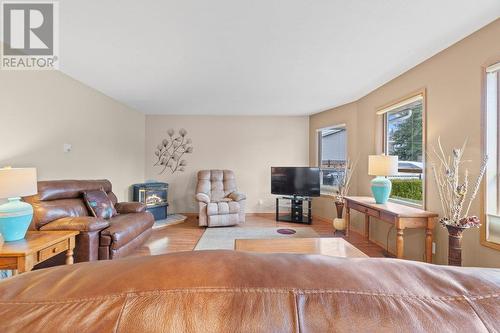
[132,182,168,221]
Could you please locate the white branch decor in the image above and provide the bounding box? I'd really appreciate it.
[430,137,487,228]
[153,128,194,174]
[335,156,359,204]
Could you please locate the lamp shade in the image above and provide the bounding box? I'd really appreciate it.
[368,155,398,176]
[0,168,38,198]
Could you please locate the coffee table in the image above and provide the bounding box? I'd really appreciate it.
[234,237,368,258]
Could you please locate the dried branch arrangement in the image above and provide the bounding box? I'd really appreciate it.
[153,128,193,174]
[335,157,359,204]
[431,137,487,228]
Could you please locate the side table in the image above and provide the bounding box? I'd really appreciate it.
[0,231,79,275]
[344,196,437,263]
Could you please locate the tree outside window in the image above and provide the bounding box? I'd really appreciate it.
[384,98,424,206]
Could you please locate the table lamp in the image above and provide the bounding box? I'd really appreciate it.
[0,167,38,241]
[368,155,398,204]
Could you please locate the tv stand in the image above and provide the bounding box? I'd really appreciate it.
[275,196,312,224]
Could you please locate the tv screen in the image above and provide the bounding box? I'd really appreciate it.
[271,167,320,197]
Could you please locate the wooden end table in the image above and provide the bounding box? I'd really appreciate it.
[235,237,368,258]
[344,196,438,263]
[0,231,79,275]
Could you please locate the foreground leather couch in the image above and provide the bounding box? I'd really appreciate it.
[23,180,154,262]
[0,251,498,332]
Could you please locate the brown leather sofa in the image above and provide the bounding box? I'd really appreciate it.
[23,180,154,262]
[0,250,498,332]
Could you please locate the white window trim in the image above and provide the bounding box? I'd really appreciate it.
[381,92,426,208]
[485,68,498,216]
[377,94,423,115]
[317,124,347,196]
[484,62,500,248]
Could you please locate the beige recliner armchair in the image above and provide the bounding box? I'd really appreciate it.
[195,170,246,227]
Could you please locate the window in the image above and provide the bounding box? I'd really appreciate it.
[317,125,347,194]
[380,94,424,206]
[484,62,500,246]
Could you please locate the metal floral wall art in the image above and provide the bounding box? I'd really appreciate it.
[153,128,193,174]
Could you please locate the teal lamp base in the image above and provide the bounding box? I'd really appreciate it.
[371,177,392,204]
[0,197,33,242]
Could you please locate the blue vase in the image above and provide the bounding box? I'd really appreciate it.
[371,176,392,204]
[0,198,33,241]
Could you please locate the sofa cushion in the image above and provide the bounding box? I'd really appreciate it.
[25,198,91,229]
[206,201,240,216]
[1,251,499,332]
[83,189,117,219]
[40,216,109,232]
[35,179,114,201]
[100,212,154,249]
[114,202,146,214]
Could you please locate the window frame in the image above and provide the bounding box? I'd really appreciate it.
[481,59,500,251]
[317,124,347,196]
[379,90,427,209]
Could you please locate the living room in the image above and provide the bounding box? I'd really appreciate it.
[0,1,499,332]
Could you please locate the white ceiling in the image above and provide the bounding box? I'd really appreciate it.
[59,1,500,115]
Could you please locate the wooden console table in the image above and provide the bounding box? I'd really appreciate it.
[344,196,438,263]
[0,231,79,275]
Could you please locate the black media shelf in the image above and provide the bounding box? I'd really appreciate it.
[275,196,312,224]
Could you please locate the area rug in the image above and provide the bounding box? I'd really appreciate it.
[194,227,319,250]
[153,214,187,230]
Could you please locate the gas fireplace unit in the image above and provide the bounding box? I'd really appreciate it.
[132,182,168,220]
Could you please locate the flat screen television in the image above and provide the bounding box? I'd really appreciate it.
[271,167,320,197]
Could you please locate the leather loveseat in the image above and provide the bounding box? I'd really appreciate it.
[0,250,498,332]
[195,170,246,227]
[23,180,154,262]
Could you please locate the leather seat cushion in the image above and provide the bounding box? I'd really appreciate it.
[207,201,240,216]
[1,251,499,332]
[100,212,154,249]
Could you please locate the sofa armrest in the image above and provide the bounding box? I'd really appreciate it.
[115,202,146,214]
[40,216,110,232]
[195,193,210,203]
[228,191,246,202]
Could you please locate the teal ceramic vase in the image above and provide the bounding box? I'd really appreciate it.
[0,198,33,241]
[371,176,392,204]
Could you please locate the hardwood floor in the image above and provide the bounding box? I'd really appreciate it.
[128,214,386,258]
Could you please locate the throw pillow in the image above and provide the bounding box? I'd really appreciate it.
[83,189,117,219]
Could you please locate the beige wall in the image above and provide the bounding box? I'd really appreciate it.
[309,102,359,226]
[0,70,145,201]
[146,115,309,213]
[310,19,500,267]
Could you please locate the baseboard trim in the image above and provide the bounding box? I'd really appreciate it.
[369,237,395,257]
[179,213,340,225]
[179,212,198,217]
[179,213,275,217]
[246,212,274,217]
[312,215,331,223]
[176,213,276,216]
